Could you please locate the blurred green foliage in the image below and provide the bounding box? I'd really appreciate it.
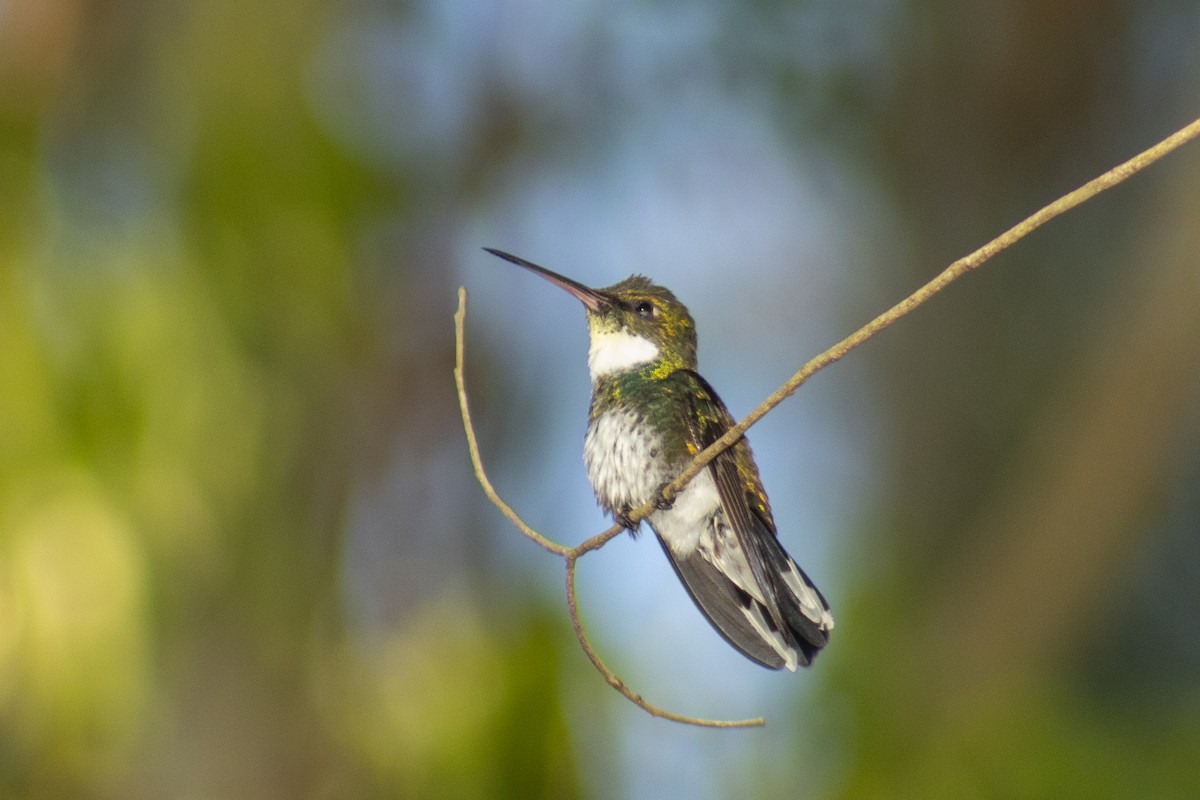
[3,0,1200,798]
[0,2,584,797]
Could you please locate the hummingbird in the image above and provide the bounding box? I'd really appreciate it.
[485,248,833,670]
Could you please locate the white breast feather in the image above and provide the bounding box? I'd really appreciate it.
[583,407,667,513]
[588,330,659,380]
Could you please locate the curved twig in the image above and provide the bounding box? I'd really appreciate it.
[454,115,1200,727]
[565,555,765,728]
[653,116,1200,502]
[454,291,569,559]
[455,289,759,726]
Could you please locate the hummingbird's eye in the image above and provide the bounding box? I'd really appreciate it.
[634,300,656,319]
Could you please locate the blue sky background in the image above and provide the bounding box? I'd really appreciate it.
[3,0,1200,798]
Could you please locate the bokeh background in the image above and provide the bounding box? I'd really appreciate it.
[3,0,1200,798]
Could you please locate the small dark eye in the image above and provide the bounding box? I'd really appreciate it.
[634,301,655,318]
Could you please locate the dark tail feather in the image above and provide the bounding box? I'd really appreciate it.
[756,532,832,667]
[655,536,793,670]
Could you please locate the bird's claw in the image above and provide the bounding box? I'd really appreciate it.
[615,508,638,532]
[654,482,676,511]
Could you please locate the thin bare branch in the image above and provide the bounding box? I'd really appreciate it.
[653,114,1200,503]
[455,115,1200,728]
[455,288,757,726]
[564,555,765,728]
[454,288,569,558]
[570,522,626,557]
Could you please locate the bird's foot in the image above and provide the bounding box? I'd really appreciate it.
[654,482,676,511]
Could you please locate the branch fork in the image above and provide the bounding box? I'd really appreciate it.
[454,116,1200,728]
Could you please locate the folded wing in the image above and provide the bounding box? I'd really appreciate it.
[654,370,832,670]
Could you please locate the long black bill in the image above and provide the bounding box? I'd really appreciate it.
[483,248,610,312]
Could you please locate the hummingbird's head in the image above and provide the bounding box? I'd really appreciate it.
[485,248,697,382]
[585,275,697,380]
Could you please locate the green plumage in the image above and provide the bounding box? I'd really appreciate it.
[589,367,777,533]
[486,247,832,670]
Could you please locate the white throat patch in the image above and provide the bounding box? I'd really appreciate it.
[588,330,660,380]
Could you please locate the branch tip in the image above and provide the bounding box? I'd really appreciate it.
[454,115,1200,729]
